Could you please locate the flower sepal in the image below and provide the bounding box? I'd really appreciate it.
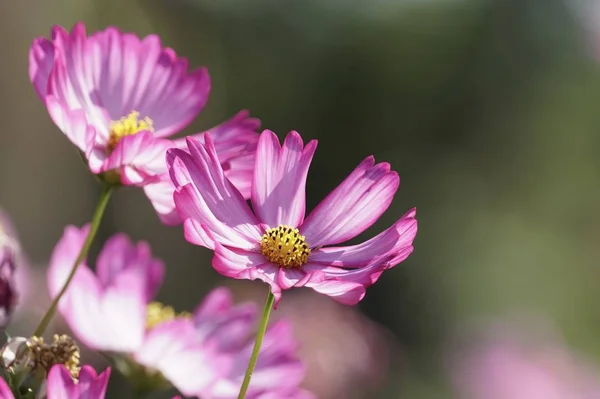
[96,170,123,188]
[112,355,171,397]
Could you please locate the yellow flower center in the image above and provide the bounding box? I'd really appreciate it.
[107,111,154,152]
[260,225,311,268]
[26,334,80,379]
[145,301,191,330]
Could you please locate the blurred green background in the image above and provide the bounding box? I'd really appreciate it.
[1,0,600,397]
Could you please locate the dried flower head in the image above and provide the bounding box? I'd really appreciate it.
[26,334,80,379]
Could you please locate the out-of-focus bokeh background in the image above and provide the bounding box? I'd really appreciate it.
[2,0,600,397]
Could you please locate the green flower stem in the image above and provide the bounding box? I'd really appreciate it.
[32,185,113,337]
[237,287,275,399]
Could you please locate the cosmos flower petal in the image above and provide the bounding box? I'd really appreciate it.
[300,156,399,247]
[134,319,226,396]
[205,318,308,399]
[100,130,170,186]
[210,240,282,304]
[143,177,180,226]
[47,225,90,300]
[276,267,326,290]
[193,286,235,320]
[45,97,97,155]
[95,233,164,302]
[46,28,112,136]
[252,131,317,227]
[48,227,151,352]
[29,37,55,99]
[60,266,147,352]
[0,376,13,399]
[308,208,417,267]
[193,293,256,352]
[305,278,366,305]
[168,136,262,249]
[47,364,110,399]
[173,183,258,250]
[172,110,261,199]
[248,321,306,391]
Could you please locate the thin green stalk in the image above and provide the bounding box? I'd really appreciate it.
[237,288,275,399]
[32,185,113,337]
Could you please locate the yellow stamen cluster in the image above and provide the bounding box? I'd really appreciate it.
[146,301,191,329]
[261,225,311,268]
[26,335,80,379]
[107,111,154,152]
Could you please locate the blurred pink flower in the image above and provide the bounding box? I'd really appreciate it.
[0,365,110,399]
[47,225,224,396]
[234,287,394,399]
[47,227,308,398]
[449,323,600,399]
[168,130,418,306]
[194,287,312,399]
[29,23,260,224]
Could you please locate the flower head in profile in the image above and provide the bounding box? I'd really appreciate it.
[47,227,309,397]
[29,23,260,224]
[168,130,418,306]
[0,364,110,399]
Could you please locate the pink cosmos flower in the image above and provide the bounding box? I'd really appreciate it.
[194,287,312,399]
[29,23,259,224]
[47,227,308,398]
[47,225,225,396]
[167,130,418,305]
[0,365,110,399]
[449,323,600,399]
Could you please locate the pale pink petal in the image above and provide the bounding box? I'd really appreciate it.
[248,321,305,391]
[143,177,180,225]
[46,364,74,399]
[276,267,325,290]
[303,248,415,305]
[192,287,234,320]
[45,97,97,155]
[0,376,14,399]
[167,136,262,249]
[173,184,259,250]
[308,208,417,267]
[47,365,110,399]
[300,156,400,247]
[99,130,169,186]
[95,233,164,302]
[212,321,305,398]
[211,241,282,304]
[252,131,317,228]
[60,265,146,352]
[305,279,366,305]
[193,291,256,352]
[47,25,111,136]
[48,227,148,352]
[88,27,210,137]
[73,366,111,399]
[135,319,226,396]
[47,225,90,300]
[29,37,55,99]
[172,110,260,198]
